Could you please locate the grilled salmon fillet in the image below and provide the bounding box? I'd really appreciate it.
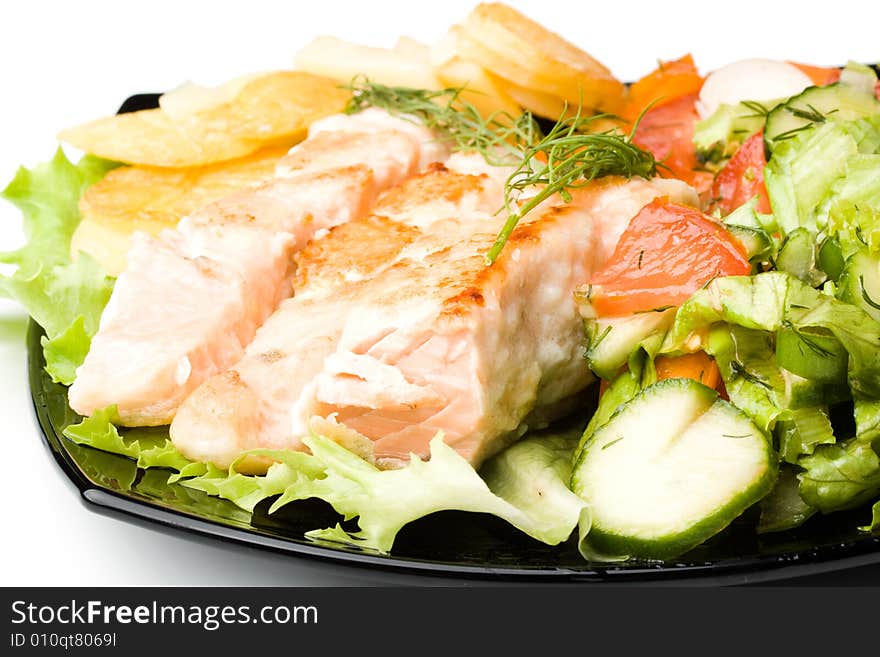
[170,172,697,470]
[68,110,447,426]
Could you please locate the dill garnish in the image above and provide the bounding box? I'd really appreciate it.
[729,360,772,389]
[782,321,836,358]
[346,78,660,265]
[741,100,770,119]
[344,77,538,166]
[486,106,660,264]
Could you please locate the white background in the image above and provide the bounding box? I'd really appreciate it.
[1,0,879,586]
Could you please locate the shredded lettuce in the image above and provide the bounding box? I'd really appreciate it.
[1,149,119,383]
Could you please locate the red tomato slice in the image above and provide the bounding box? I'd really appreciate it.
[588,200,751,317]
[709,132,771,215]
[632,94,707,189]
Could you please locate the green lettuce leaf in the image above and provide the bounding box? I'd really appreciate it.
[1,149,119,383]
[798,398,880,513]
[63,406,194,472]
[798,438,880,513]
[758,465,816,534]
[862,500,880,532]
[184,428,589,554]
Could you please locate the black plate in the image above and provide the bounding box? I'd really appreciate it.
[27,90,880,584]
[29,324,880,584]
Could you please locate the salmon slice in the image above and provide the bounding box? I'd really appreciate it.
[170,172,696,469]
[68,110,446,426]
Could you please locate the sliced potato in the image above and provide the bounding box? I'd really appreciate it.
[454,2,626,113]
[74,146,288,275]
[485,71,568,119]
[59,71,349,167]
[295,35,441,90]
[431,26,522,119]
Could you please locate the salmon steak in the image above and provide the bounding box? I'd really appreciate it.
[170,169,697,471]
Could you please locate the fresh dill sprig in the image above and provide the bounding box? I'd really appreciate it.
[346,77,660,266]
[344,76,539,166]
[485,105,660,264]
[741,100,771,119]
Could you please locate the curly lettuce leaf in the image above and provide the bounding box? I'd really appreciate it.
[1,149,119,383]
[798,398,880,514]
[63,406,195,472]
[183,428,589,554]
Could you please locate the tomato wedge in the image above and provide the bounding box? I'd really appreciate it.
[632,94,711,192]
[709,131,771,215]
[588,200,751,317]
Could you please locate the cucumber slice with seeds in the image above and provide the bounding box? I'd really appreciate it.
[571,378,776,560]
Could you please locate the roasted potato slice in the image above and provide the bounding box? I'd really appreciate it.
[74,146,288,275]
[431,26,522,119]
[454,3,626,113]
[59,71,349,167]
[484,71,568,119]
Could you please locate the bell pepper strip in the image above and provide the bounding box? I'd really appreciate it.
[788,62,841,87]
[655,351,721,390]
[625,54,704,120]
[587,199,751,317]
[708,131,772,215]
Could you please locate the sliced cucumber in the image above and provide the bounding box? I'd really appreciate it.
[775,323,847,384]
[585,310,674,380]
[726,225,774,263]
[837,249,880,323]
[571,378,776,560]
[765,82,880,150]
[817,236,845,282]
[775,227,826,287]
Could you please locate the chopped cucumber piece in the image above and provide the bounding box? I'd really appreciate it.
[818,237,846,282]
[693,101,771,162]
[585,310,674,380]
[775,228,826,287]
[775,323,847,384]
[777,406,837,464]
[726,225,775,263]
[765,82,880,151]
[572,378,776,560]
[838,249,880,323]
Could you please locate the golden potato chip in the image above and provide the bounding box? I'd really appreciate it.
[59,71,349,167]
[454,3,626,113]
[74,146,288,274]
